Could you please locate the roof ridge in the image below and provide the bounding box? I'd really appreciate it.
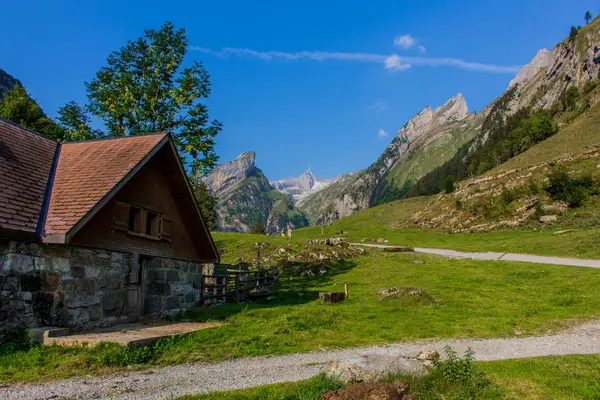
[0,117,58,143]
[63,131,169,145]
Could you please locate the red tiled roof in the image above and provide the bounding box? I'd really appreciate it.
[0,119,57,235]
[44,133,168,237]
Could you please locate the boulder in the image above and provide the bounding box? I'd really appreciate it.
[539,215,558,223]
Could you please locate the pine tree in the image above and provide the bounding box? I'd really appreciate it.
[585,11,593,24]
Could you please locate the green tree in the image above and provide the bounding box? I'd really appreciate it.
[570,25,579,40]
[190,178,217,230]
[0,85,66,140]
[585,11,593,24]
[84,21,222,176]
[251,219,266,235]
[57,101,102,141]
[444,176,455,193]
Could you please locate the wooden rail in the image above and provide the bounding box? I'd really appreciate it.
[201,266,279,303]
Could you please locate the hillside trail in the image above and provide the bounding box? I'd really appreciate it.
[351,243,600,268]
[3,320,600,400]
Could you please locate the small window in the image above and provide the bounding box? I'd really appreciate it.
[128,206,142,233]
[146,211,160,237]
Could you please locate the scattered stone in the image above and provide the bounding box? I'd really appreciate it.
[539,215,558,223]
[329,356,425,383]
[383,246,413,253]
[413,260,424,264]
[376,287,431,302]
[321,380,410,400]
[306,238,348,247]
[415,350,439,366]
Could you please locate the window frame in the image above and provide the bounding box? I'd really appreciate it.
[115,201,167,241]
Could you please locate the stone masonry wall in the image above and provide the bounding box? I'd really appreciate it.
[0,241,207,338]
[143,258,210,316]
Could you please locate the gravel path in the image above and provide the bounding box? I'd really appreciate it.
[352,243,600,268]
[3,321,600,400]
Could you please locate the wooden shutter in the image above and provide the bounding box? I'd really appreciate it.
[111,201,129,232]
[160,216,172,241]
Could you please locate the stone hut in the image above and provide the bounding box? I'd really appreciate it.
[0,118,219,336]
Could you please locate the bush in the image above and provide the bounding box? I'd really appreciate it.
[423,346,502,398]
[546,167,595,207]
[444,176,455,193]
[500,188,517,205]
[529,179,539,194]
[583,80,598,95]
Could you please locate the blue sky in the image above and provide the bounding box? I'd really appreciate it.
[1,0,597,180]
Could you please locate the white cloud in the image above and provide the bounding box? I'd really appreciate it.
[417,45,427,54]
[394,35,416,50]
[384,54,411,71]
[367,101,388,113]
[378,129,389,138]
[192,47,521,74]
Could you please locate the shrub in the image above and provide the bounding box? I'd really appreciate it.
[546,167,595,207]
[533,200,545,219]
[500,188,517,205]
[425,346,501,398]
[583,80,598,95]
[529,179,539,194]
[444,176,455,193]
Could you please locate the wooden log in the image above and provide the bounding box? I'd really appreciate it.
[319,292,346,303]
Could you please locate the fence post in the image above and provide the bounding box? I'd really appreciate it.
[235,272,241,303]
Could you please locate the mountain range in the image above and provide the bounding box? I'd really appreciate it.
[205,16,600,232]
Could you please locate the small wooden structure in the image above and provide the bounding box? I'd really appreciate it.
[201,266,280,303]
[319,292,346,303]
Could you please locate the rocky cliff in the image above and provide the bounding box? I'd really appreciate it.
[202,152,309,234]
[508,19,600,112]
[300,93,477,222]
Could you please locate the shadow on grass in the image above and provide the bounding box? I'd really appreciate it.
[184,259,357,322]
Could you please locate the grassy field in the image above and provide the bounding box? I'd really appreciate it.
[215,196,600,262]
[179,354,600,400]
[3,249,600,384]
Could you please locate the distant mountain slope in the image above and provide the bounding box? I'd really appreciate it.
[410,15,600,198]
[300,93,477,222]
[270,170,331,203]
[0,69,21,99]
[202,152,309,233]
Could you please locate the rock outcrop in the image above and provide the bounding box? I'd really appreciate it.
[508,49,550,88]
[203,151,256,194]
[202,152,309,234]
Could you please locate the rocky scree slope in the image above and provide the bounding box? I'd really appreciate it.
[300,93,477,223]
[202,152,309,234]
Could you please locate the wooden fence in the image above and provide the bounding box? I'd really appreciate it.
[201,266,279,303]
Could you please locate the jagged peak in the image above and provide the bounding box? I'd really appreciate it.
[202,151,257,194]
[433,93,469,122]
[397,93,468,136]
[508,48,550,88]
[235,151,256,162]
